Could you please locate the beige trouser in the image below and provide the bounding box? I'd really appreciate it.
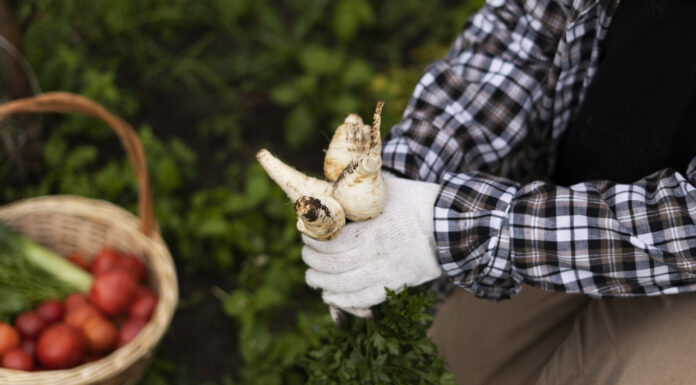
[429,285,696,385]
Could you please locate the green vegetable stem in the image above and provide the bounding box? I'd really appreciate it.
[0,222,93,321]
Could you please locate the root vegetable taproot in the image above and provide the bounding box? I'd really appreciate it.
[333,101,386,221]
[294,195,346,241]
[256,101,386,240]
[333,153,386,221]
[323,113,373,182]
[255,149,333,202]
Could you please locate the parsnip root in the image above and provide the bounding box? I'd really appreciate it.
[256,101,386,240]
[332,101,386,220]
[323,114,373,182]
[256,149,333,201]
[295,195,345,241]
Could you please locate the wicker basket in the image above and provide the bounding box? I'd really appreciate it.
[0,92,178,385]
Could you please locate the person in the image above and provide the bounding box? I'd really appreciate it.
[300,0,696,383]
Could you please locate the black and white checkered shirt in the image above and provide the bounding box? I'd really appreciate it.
[382,0,696,300]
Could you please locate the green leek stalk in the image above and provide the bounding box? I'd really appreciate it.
[0,222,93,321]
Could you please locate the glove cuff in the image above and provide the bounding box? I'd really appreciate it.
[384,175,443,283]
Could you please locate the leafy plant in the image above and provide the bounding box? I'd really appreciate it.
[304,287,455,385]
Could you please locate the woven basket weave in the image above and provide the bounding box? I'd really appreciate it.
[0,92,178,385]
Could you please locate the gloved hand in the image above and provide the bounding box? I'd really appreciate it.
[301,173,444,317]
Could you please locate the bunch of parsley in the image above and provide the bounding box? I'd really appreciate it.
[303,286,455,384]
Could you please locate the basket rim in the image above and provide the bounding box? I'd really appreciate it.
[0,195,178,384]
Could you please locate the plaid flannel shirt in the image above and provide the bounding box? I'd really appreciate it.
[381,0,696,300]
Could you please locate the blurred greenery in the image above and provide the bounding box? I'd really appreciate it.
[0,0,484,383]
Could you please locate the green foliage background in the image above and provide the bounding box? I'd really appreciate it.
[0,0,484,383]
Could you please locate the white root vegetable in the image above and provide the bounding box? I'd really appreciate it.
[295,195,345,241]
[333,101,386,221]
[256,149,333,201]
[323,114,372,182]
[256,101,386,239]
[333,156,386,221]
[256,149,341,240]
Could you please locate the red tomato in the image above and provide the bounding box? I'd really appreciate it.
[14,311,47,339]
[0,323,20,355]
[89,270,137,316]
[64,293,89,313]
[128,289,158,321]
[134,286,150,298]
[65,303,102,329]
[36,300,66,324]
[36,324,86,370]
[113,255,147,282]
[20,339,36,358]
[67,253,90,270]
[1,347,34,371]
[117,318,148,348]
[90,248,120,276]
[83,317,117,353]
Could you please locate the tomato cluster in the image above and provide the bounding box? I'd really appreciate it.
[0,248,158,371]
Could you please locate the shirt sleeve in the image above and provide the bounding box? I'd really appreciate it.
[436,159,696,300]
[381,0,568,181]
[381,0,696,300]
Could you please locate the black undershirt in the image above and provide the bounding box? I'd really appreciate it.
[551,0,696,186]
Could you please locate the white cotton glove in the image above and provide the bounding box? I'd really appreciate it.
[301,173,443,318]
